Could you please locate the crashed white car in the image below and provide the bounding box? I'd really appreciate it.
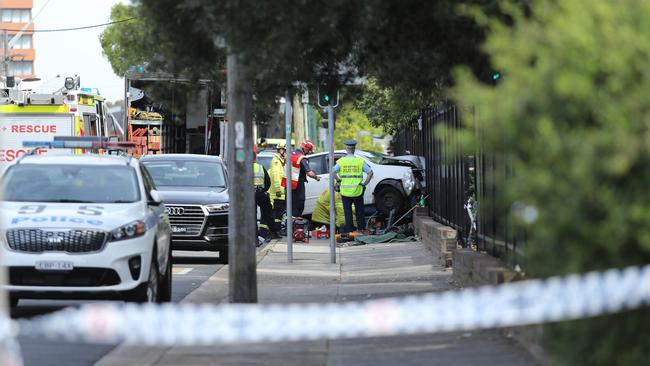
[0,153,173,306]
[258,149,424,216]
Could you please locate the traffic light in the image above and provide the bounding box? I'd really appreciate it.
[491,71,502,85]
[320,108,329,128]
[319,108,335,130]
[317,84,339,108]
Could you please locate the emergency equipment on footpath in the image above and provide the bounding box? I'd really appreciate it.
[292,217,310,243]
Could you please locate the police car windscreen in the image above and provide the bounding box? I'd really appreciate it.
[1,165,140,203]
[142,160,226,188]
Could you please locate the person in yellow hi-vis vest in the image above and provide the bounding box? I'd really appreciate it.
[311,189,356,229]
[253,145,279,239]
[268,142,287,229]
[333,140,374,234]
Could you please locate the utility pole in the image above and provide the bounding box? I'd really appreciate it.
[327,104,336,264]
[2,30,8,79]
[227,52,257,303]
[317,84,339,264]
[1,28,23,365]
[285,91,293,262]
[0,137,23,366]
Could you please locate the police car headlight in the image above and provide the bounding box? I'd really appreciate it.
[205,203,229,213]
[110,221,146,242]
[402,171,415,196]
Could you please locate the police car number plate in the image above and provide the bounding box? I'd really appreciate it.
[172,226,187,233]
[35,261,74,271]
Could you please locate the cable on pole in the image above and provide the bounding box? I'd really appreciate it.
[1,18,136,33]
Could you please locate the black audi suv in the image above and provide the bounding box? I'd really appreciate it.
[140,154,229,263]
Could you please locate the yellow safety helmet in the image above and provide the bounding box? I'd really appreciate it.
[276,142,287,150]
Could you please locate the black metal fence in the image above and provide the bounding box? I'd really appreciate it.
[392,104,524,268]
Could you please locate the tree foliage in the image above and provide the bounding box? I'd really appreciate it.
[355,77,439,134]
[100,2,225,82]
[453,1,650,364]
[136,0,495,93]
[101,1,503,132]
[331,104,384,152]
[99,4,157,76]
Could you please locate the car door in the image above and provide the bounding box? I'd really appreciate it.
[361,157,376,205]
[303,153,328,215]
[140,165,171,269]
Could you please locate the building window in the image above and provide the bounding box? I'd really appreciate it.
[1,9,31,23]
[9,61,33,76]
[7,35,32,49]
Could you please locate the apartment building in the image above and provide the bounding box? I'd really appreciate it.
[1,0,35,79]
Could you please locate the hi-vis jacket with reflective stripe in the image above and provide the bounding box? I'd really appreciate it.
[269,153,286,200]
[338,157,364,197]
[253,163,265,188]
[312,189,356,228]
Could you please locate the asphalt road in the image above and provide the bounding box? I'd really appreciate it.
[12,250,224,366]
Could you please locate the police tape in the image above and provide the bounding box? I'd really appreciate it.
[7,264,649,346]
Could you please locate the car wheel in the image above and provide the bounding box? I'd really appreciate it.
[128,253,160,303]
[158,246,172,303]
[375,185,405,216]
[217,247,229,264]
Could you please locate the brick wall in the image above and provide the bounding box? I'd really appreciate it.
[413,210,549,366]
[453,249,518,286]
[413,208,456,268]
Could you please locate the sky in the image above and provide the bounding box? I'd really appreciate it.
[33,0,127,102]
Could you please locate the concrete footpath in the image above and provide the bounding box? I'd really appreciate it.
[97,239,537,366]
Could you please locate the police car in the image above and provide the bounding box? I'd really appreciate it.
[0,140,173,306]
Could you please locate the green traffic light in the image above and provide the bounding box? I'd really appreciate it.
[323,94,330,102]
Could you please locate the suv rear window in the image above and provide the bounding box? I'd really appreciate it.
[142,160,227,188]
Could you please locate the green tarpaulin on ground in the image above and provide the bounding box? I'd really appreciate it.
[345,232,417,246]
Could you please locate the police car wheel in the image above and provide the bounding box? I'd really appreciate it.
[128,254,160,303]
[158,247,173,302]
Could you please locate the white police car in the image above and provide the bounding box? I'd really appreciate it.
[0,144,173,306]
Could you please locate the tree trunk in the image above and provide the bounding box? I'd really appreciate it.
[293,93,305,145]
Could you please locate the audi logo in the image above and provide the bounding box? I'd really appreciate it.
[166,207,185,216]
[46,237,64,244]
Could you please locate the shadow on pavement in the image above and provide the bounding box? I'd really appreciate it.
[172,255,222,265]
